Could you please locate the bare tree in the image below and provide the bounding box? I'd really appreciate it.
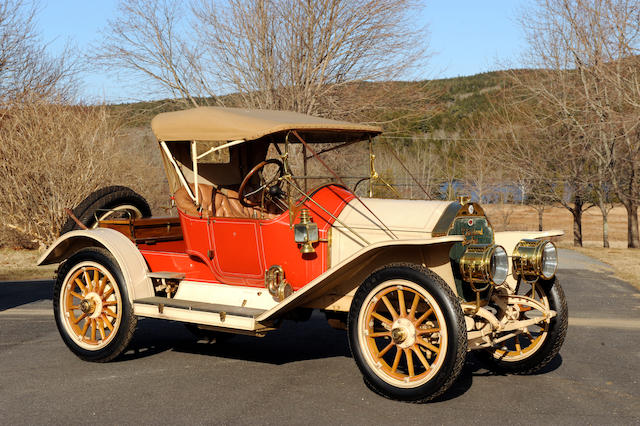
[97,0,428,118]
[95,0,213,107]
[0,1,163,248]
[459,119,503,203]
[403,137,440,199]
[441,139,462,201]
[0,0,77,103]
[516,0,640,247]
[0,99,135,246]
[194,0,428,116]
[489,80,595,246]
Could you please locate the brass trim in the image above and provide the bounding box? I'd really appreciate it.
[431,202,490,238]
[265,265,285,296]
[512,239,557,281]
[326,227,332,270]
[459,244,508,289]
[264,265,293,301]
[295,209,319,254]
[458,195,470,205]
[431,202,462,237]
[285,177,370,246]
[277,281,293,301]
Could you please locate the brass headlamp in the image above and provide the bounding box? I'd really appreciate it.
[294,209,319,254]
[512,239,558,282]
[459,244,509,290]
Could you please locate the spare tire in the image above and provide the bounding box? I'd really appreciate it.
[60,186,152,235]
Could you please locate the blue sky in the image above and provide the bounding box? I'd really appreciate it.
[38,1,528,103]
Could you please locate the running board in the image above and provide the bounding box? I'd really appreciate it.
[133,296,267,331]
[146,272,186,280]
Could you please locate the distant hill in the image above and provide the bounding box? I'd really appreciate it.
[109,71,511,134]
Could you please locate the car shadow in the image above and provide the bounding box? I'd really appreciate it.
[0,279,53,311]
[121,311,352,364]
[122,311,563,404]
[432,352,564,402]
[121,313,566,403]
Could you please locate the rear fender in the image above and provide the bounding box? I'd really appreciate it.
[37,228,153,301]
[256,235,463,322]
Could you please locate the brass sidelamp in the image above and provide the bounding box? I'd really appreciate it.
[294,209,319,254]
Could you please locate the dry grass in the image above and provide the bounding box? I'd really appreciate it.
[0,101,169,249]
[484,203,640,289]
[484,203,632,248]
[0,248,56,281]
[570,247,640,290]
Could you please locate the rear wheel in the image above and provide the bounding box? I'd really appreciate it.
[482,277,568,374]
[53,247,137,362]
[348,264,467,402]
[60,186,151,234]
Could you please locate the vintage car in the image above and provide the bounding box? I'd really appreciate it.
[38,107,567,402]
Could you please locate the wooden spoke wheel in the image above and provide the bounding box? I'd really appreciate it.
[359,281,447,387]
[54,247,137,362]
[483,277,568,374]
[60,264,122,350]
[349,265,467,402]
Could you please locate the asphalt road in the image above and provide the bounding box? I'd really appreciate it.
[1,249,639,425]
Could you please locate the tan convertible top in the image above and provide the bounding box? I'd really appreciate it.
[151,106,382,142]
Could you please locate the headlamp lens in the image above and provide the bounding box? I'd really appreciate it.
[490,245,508,285]
[541,241,558,279]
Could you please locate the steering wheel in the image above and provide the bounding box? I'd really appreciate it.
[238,159,286,208]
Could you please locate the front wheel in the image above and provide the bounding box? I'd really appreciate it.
[481,277,568,374]
[348,264,467,402]
[53,247,137,362]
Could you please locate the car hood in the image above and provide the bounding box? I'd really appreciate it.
[335,198,455,235]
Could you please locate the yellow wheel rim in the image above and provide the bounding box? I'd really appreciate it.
[357,280,448,388]
[60,262,122,351]
[493,283,549,361]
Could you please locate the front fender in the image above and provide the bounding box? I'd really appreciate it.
[37,228,153,301]
[256,235,463,322]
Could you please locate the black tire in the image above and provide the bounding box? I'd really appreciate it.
[481,277,568,374]
[53,247,137,362]
[348,264,467,402]
[60,186,151,235]
[185,324,235,343]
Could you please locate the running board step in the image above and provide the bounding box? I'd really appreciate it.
[146,272,186,280]
[134,296,265,318]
